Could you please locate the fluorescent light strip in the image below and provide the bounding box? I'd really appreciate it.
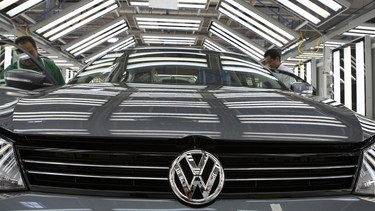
[138,22,200,27]
[344,46,352,109]
[44,0,116,39]
[48,4,118,41]
[296,0,330,18]
[71,26,128,56]
[342,32,375,37]
[138,26,199,31]
[136,17,201,23]
[348,29,375,35]
[35,0,105,34]
[129,0,207,9]
[142,35,195,40]
[209,22,264,59]
[210,26,261,60]
[333,50,340,103]
[144,41,195,45]
[218,6,283,47]
[317,0,342,11]
[356,26,375,31]
[66,20,126,51]
[113,40,136,51]
[204,40,226,52]
[223,0,293,42]
[306,61,311,84]
[0,0,18,10]
[6,0,44,17]
[356,41,365,115]
[276,0,321,24]
[212,22,264,55]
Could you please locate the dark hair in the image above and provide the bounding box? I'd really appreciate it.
[264,48,281,60]
[15,36,37,49]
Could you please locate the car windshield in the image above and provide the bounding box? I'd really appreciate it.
[70,49,285,90]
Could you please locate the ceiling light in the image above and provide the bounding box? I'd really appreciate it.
[203,38,229,52]
[128,0,209,9]
[218,0,297,47]
[84,35,136,63]
[0,0,18,10]
[274,0,350,26]
[141,34,197,45]
[208,19,265,60]
[6,0,44,17]
[135,15,203,31]
[342,24,375,37]
[63,18,129,56]
[32,0,120,41]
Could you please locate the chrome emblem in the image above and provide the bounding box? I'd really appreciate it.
[169,149,224,205]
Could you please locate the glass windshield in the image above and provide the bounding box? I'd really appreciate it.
[70,50,284,90]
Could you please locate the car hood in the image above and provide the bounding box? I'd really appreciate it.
[2,83,374,143]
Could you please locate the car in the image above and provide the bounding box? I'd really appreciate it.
[0,40,375,210]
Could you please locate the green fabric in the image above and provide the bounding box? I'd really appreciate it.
[0,56,65,85]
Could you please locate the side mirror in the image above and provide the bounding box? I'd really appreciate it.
[290,82,314,95]
[5,69,53,90]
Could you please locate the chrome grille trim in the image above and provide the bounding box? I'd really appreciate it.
[26,170,169,181]
[23,159,169,170]
[225,175,354,181]
[225,165,357,171]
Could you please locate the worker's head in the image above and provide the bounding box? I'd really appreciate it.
[15,36,38,59]
[264,49,282,69]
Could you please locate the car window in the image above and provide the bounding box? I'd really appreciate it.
[70,50,285,90]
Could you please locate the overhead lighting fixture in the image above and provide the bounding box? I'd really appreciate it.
[84,35,136,63]
[31,0,120,41]
[342,24,375,37]
[62,18,128,57]
[134,15,203,31]
[203,38,229,52]
[141,34,197,46]
[5,0,45,17]
[0,0,18,10]
[218,0,298,47]
[273,0,350,26]
[208,19,265,60]
[127,0,209,9]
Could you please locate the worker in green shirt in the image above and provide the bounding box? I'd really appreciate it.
[0,36,65,85]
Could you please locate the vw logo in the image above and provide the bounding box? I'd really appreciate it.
[169,149,224,205]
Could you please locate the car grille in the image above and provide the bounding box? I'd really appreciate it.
[16,136,361,197]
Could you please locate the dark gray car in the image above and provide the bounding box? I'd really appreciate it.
[0,44,374,210]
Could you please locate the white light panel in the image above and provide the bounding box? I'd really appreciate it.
[274,0,350,26]
[0,0,18,10]
[218,0,297,47]
[63,18,128,57]
[84,35,136,63]
[342,24,375,37]
[128,0,209,9]
[208,19,265,60]
[356,41,365,115]
[31,0,120,41]
[5,0,45,17]
[203,38,228,52]
[134,15,203,31]
[141,34,197,46]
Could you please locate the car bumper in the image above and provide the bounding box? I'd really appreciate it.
[0,192,375,211]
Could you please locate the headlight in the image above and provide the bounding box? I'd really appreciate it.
[355,142,375,195]
[0,137,26,190]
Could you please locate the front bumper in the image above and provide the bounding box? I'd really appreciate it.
[0,192,375,211]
